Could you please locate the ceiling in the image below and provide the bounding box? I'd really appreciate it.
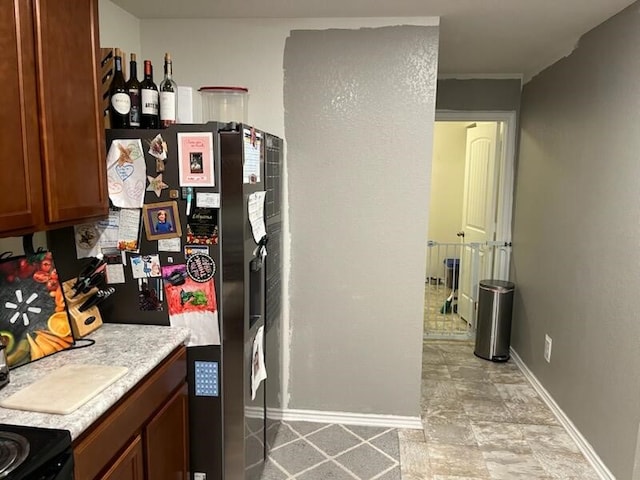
[111,0,635,80]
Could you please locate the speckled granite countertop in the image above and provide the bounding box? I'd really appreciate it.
[0,323,190,440]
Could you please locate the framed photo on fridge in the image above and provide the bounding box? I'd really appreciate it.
[177,132,215,187]
[142,201,182,240]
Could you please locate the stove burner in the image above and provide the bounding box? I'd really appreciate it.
[0,432,29,479]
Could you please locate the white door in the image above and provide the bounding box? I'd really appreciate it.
[458,122,501,323]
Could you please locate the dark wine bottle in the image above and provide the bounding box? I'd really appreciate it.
[126,53,141,128]
[108,49,130,128]
[159,52,178,128]
[140,60,159,129]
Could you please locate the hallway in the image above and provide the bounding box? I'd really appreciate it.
[399,340,600,479]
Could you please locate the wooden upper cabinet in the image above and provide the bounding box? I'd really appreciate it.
[0,0,44,232]
[0,0,107,236]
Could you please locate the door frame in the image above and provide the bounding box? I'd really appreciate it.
[434,110,516,280]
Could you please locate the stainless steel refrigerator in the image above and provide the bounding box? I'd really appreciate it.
[48,122,283,480]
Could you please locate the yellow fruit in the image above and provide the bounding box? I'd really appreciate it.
[34,335,57,356]
[47,312,71,337]
[26,333,44,360]
[35,330,71,349]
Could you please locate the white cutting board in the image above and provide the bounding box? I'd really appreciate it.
[0,364,128,415]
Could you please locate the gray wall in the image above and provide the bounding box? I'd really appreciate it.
[436,78,521,112]
[285,25,439,416]
[513,3,640,477]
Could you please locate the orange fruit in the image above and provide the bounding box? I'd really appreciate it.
[47,312,71,337]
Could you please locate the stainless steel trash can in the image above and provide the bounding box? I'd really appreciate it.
[474,280,515,362]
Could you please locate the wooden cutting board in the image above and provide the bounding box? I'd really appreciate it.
[0,364,128,415]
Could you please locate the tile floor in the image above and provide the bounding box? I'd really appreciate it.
[400,340,600,479]
[262,340,601,479]
[261,421,401,479]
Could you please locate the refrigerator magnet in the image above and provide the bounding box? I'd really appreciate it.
[184,245,209,258]
[186,207,218,245]
[142,201,182,241]
[130,255,162,279]
[186,254,216,283]
[177,132,215,187]
[146,134,168,172]
[138,278,163,311]
[146,173,169,198]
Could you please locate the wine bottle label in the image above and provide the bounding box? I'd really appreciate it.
[129,90,141,126]
[111,93,131,115]
[160,91,176,121]
[141,89,159,115]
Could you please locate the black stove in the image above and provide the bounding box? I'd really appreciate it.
[0,424,72,479]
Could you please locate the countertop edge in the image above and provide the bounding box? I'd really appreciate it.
[0,324,190,440]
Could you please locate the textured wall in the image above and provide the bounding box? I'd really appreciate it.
[284,25,439,415]
[514,3,640,477]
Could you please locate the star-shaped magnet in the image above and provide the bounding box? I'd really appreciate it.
[147,173,169,197]
[117,143,134,166]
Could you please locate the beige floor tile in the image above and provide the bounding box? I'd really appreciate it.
[532,449,600,479]
[503,399,560,426]
[519,424,581,454]
[469,421,530,453]
[461,398,513,423]
[432,476,490,480]
[422,364,452,381]
[400,440,431,478]
[481,448,550,479]
[398,428,427,443]
[422,415,477,446]
[427,443,491,478]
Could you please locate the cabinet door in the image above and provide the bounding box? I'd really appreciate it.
[145,383,189,480]
[33,0,107,225]
[100,435,145,480]
[0,0,44,233]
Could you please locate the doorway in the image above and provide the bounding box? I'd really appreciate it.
[424,111,516,339]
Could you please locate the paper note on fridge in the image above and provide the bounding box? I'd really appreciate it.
[243,128,261,184]
[247,191,266,243]
[106,139,146,208]
[251,325,267,400]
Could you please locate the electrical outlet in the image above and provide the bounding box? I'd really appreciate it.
[544,334,552,363]
[194,473,206,480]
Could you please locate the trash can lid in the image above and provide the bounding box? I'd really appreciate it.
[479,279,515,292]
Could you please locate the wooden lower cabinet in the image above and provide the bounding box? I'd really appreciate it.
[73,346,188,480]
[100,435,144,480]
[145,383,189,480]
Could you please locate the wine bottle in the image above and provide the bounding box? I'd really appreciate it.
[108,49,130,128]
[140,60,159,129]
[159,52,178,128]
[126,53,141,128]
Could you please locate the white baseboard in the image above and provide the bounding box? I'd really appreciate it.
[510,348,615,480]
[267,407,422,430]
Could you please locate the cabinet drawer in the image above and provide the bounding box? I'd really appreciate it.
[73,345,187,480]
